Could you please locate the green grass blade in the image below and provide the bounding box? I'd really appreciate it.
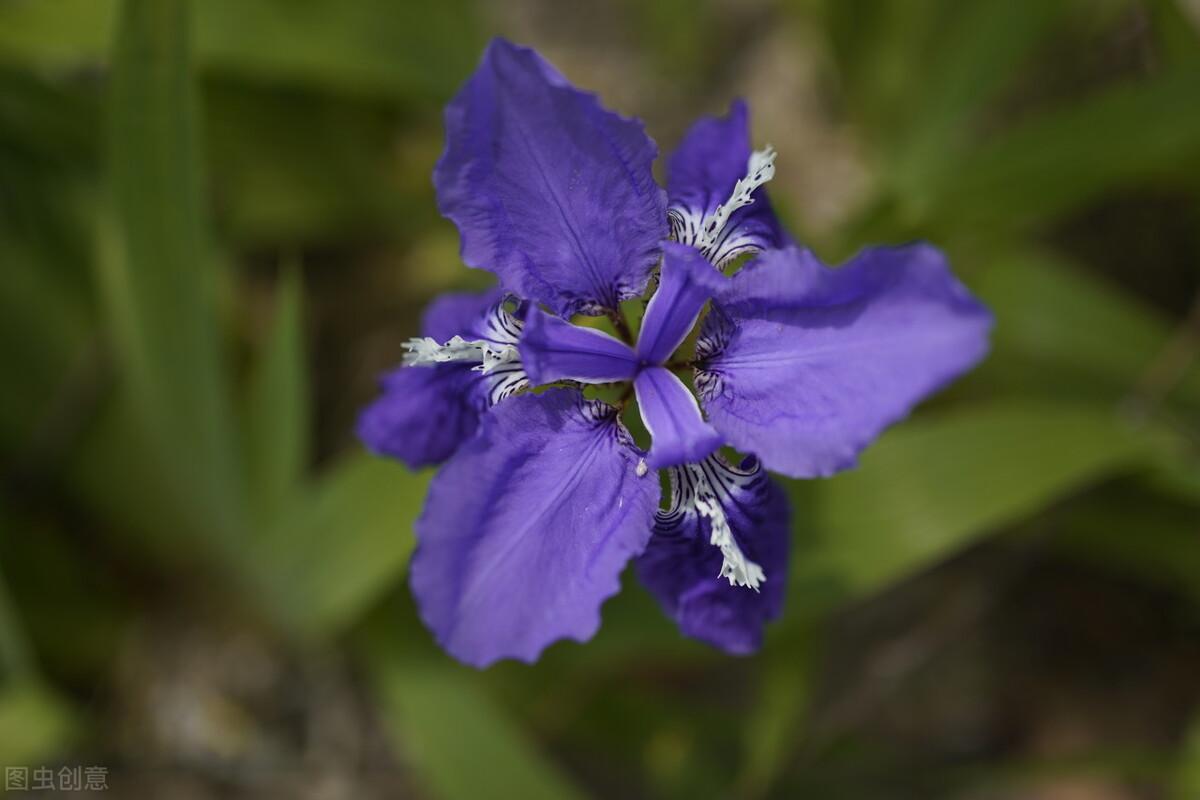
[890,0,1066,192]
[973,249,1200,408]
[249,455,429,639]
[243,262,308,526]
[0,563,32,682]
[366,640,586,800]
[789,401,1161,616]
[0,681,76,766]
[101,0,242,542]
[0,0,480,101]
[924,68,1200,233]
[1172,713,1200,800]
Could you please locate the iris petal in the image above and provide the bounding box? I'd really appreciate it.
[520,309,639,385]
[636,242,727,365]
[635,366,723,469]
[357,289,525,468]
[667,100,788,268]
[435,39,668,318]
[636,454,789,655]
[411,389,659,667]
[697,244,993,478]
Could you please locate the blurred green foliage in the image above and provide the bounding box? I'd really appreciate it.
[0,0,1197,797]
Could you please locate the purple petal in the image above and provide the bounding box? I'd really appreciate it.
[435,39,668,317]
[357,365,482,469]
[519,309,638,385]
[636,242,728,365]
[422,288,507,343]
[667,100,787,267]
[636,455,789,655]
[357,289,523,468]
[697,244,993,478]
[411,389,660,667]
[634,367,723,469]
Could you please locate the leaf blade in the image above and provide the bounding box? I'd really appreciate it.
[102,0,242,542]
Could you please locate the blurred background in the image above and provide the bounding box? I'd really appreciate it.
[1,0,1199,797]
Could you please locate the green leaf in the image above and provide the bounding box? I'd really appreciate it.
[1150,0,1200,71]
[243,262,308,526]
[890,0,1067,192]
[737,628,817,798]
[789,401,1160,616]
[1052,482,1200,605]
[0,561,32,681]
[0,681,76,766]
[922,68,1200,232]
[366,638,586,800]
[101,0,242,543]
[203,80,432,246]
[1173,713,1200,800]
[816,0,948,136]
[248,455,429,639]
[971,249,1200,408]
[0,0,481,101]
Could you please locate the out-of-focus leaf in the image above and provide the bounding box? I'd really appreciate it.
[0,0,481,101]
[744,402,1162,798]
[0,67,98,453]
[921,68,1200,232]
[248,456,428,639]
[101,0,242,543]
[1173,713,1200,800]
[738,629,816,798]
[244,264,307,526]
[0,507,129,682]
[366,636,586,800]
[971,250,1200,407]
[789,401,1160,616]
[0,234,93,454]
[0,560,32,681]
[195,0,481,101]
[890,0,1066,191]
[1052,482,1200,605]
[1151,0,1200,70]
[0,681,76,766]
[0,0,113,67]
[816,0,948,135]
[204,80,427,245]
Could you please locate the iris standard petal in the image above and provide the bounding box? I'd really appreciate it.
[696,245,993,478]
[666,99,787,268]
[410,389,660,667]
[357,289,521,468]
[520,309,639,385]
[435,38,668,318]
[636,242,727,365]
[634,367,723,469]
[636,454,789,655]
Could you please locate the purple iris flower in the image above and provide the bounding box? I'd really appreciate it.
[358,39,993,667]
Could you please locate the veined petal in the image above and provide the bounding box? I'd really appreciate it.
[520,308,638,385]
[636,242,728,364]
[357,365,482,469]
[697,245,993,478]
[636,454,789,655]
[411,389,659,667]
[357,290,528,468]
[635,367,723,469]
[435,38,668,317]
[667,100,787,268]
